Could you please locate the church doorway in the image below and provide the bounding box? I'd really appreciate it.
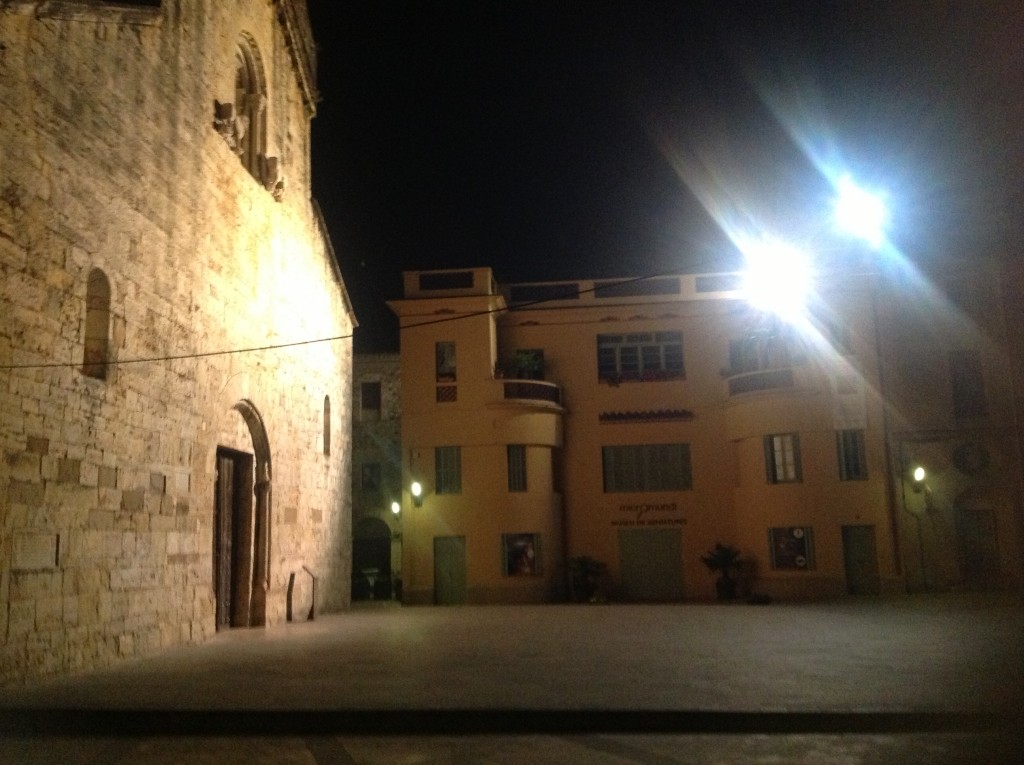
[215,447,254,628]
[214,399,272,629]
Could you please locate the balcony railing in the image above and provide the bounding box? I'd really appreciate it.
[502,379,562,406]
[726,367,795,396]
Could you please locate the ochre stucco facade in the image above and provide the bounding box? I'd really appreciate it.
[390,266,1023,604]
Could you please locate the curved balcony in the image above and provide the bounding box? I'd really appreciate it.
[727,367,795,396]
[501,379,562,406]
[723,364,828,440]
[485,377,564,410]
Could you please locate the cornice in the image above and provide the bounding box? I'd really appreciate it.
[274,0,317,116]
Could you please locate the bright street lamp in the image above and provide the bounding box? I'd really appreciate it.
[390,500,401,515]
[410,480,423,508]
[739,238,813,322]
[834,175,887,248]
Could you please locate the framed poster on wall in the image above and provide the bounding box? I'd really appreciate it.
[769,527,814,570]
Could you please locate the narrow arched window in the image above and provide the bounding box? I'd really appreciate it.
[234,39,266,179]
[82,268,111,380]
[323,395,331,455]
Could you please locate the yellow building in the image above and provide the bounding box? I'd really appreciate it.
[389,265,1023,603]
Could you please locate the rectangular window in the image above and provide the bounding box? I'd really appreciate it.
[836,430,867,481]
[435,446,462,494]
[436,342,457,381]
[765,434,802,483]
[602,443,692,492]
[502,533,541,576]
[950,350,987,419]
[419,271,474,291]
[436,341,457,402]
[507,445,527,492]
[360,381,382,421]
[769,527,814,570]
[596,332,684,382]
[360,463,381,491]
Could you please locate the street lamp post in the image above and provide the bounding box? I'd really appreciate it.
[907,464,932,592]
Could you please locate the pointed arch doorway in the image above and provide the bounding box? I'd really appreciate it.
[214,399,272,629]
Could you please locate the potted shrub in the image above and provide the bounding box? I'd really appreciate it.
[511,349,545,380]
[701,543,742,601]
[568,555,608,603]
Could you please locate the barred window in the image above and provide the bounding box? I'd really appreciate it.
[435,446,462,494]
[836,430,867,481]
[507,445,527,492]
[597,332,684,382]
[602,443,692,492]
[765,434,801,484]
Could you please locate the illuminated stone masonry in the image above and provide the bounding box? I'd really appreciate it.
[0,0,355,684]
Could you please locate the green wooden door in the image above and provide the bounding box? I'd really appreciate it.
[618,528,684,601]
[434,536,467,605]
[842,525,881,595]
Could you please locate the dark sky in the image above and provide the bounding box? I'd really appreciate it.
[307,1,1023,352]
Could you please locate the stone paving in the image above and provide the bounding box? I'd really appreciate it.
[2,595,1023,763]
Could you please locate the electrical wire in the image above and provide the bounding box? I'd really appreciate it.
[0,271,691,371]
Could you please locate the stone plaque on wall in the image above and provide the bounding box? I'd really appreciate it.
[12,532,60,571]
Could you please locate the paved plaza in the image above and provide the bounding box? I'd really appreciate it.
[2,594,1023,763]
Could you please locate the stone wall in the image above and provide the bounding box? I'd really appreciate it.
[352,353,402,520]
[0,0,354,684]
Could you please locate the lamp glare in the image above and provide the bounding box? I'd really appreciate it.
[740,240,813,321]
[834,175,887,247]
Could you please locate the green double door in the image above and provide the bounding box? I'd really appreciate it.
[618,528,684,601]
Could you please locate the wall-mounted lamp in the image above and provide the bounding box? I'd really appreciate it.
[907,464,935,513]
[410,480,423,508]
[390,500,401,515]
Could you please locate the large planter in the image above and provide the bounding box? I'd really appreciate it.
[715,577,738,601]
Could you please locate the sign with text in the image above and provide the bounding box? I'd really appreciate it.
[613,502,685,527]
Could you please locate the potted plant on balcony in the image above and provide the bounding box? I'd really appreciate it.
[511,349,545,380]
[701,543,742,601]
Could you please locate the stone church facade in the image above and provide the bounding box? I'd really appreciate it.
[0,0,355,684]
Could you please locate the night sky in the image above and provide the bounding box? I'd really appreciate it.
[307,1,1023,352]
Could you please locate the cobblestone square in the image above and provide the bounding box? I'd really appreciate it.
[2,595,1022,762]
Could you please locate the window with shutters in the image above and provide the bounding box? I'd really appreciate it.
[602,443,692,492]
[765,433,801,484]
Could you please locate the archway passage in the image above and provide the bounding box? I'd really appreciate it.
[353,517,392,600]
[214,399,272,629]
